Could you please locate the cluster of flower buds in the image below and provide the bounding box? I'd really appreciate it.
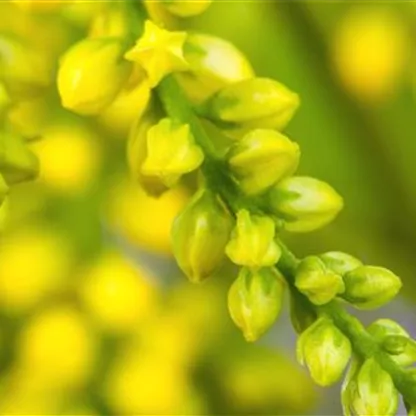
[294,251,402,308]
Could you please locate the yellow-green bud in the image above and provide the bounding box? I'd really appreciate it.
[141,118,204,187]
[289,292,318,334]
[297,317,351,386]
[228,267,285,342]
[171,189,233,283]
[0,130,39,185]
[295,256,345,305]
[344,358,398,416]
[58,37,132,115]
[124,20,188,88]
[127,109,168,197]
[318,251,363,276]
[162,0,212,17]
[89,5,130,39]
[268,176,344,232]
[341,266,402,309]
[0,34,52,99]
[178,33,254,103]
[225,209,281,268]
[0,174,9,206]
[368,319,416,366]
[227,129,300,195]
[201,78,299,131]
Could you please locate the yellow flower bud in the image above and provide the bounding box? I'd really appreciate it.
[225,209,281,268]
[0,34,52,99]
[58,37,132,115]
[297,317,351,386]
[177,33,254,103]
[162,0,212,17]
[228,267,285,342]
[295,256,345,306]
[0,130,39,185]
[367,319,416,366]
[201,78,299,131]
[141,118,204,187]
[343,358,398,416]
[171,189,233,283]
[318,251,363,276]
[341,266,402,309]
[125,20,188,87]
[127,109,169,197]
[0,173,9,206]
[227,129,300,195]
[268,176,344,233]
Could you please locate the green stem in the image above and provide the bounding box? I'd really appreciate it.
[135,0,416,407]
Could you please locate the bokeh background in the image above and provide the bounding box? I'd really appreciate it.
[1,1,416,414]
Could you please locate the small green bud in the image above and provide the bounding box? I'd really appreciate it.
[289,292,318,334]
[295,256,345,305]
[141,118,204,187]
[225,209,281,268]
[344,358,398,416]
[162,0,212,17]
[342,266,402,309]
[318,251,363,276]
[227,129,300,195]
[201,78,299,131]
[0,130,39,185]
[0,174,9,206]
[171,189,233,283]
[127,110,168,197]
[367,319,416,366]
[297,317,352,386]
[268,176,344,233]
[178,33,254,103]
[228,267,285,342]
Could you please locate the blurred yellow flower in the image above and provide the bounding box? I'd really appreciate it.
[105,348,193,415]
[16,305,96,388]
[0,227,71,314]
[31,122,101,194]
[80,251,158,333]
[106,178,189,255]
[332,7,408,103]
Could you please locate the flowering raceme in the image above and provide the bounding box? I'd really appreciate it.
[1,1,416,415]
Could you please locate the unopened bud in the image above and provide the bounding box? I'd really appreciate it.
[162,0,212,17]
[58,37,132,115]
[368,319,416,366]
[225,209,281,268]
[318,251,363,276]
[343,358,398,416]
[178,33,254,103]
[0,130,39,185]
[268,176,343,232]
[297,317,351,386]
[228,267,285,342]
[200,78,299,132]
[342,266,402,309]
[89,5,130,39]
[141,118,204,187]
[171,189,233,283]
[227,129,300,195]
[295,256,345,305]
[125,20,188,87]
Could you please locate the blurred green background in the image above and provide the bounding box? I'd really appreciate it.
[1,1,416,415]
